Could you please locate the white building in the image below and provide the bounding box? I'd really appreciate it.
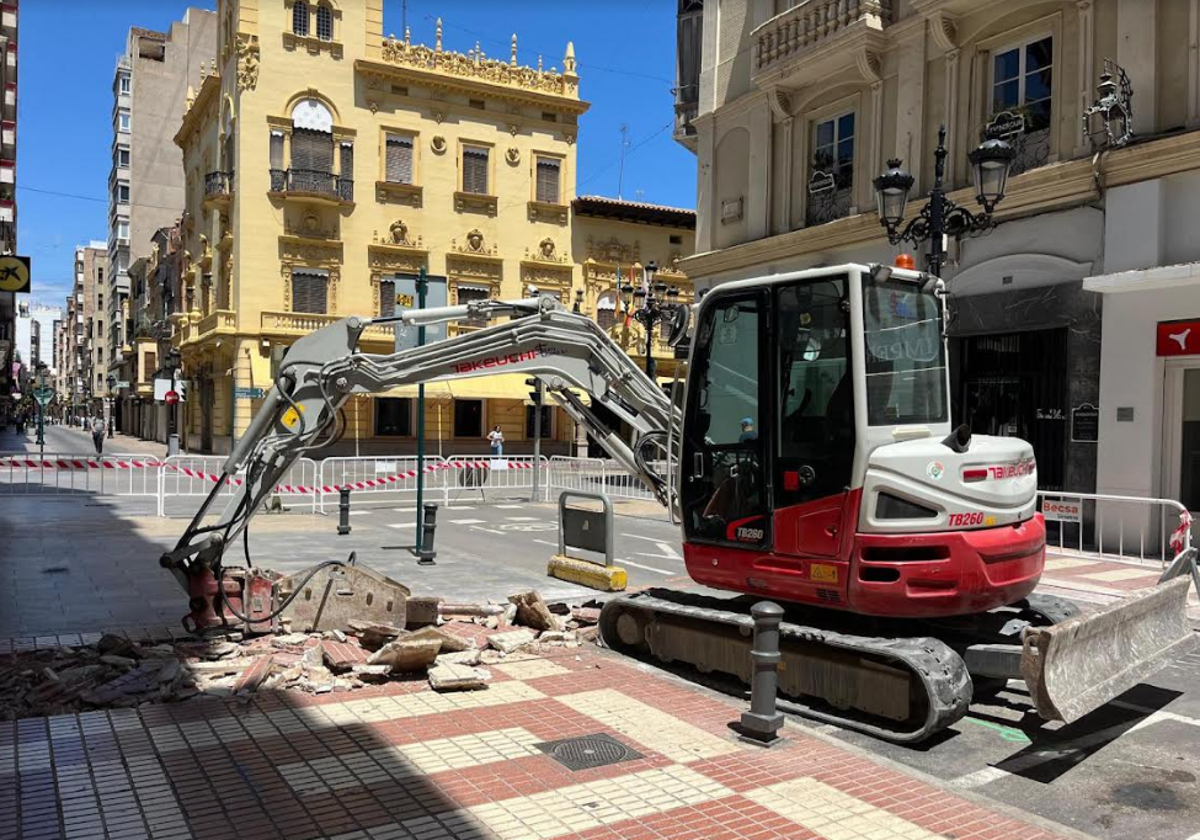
[15,300,62,373]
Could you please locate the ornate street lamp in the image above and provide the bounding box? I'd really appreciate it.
[873,124,1015,277]
[105,374,116,438]
[618,260,684,379]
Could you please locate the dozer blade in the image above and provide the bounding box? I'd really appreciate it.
[1021,575,1197,722]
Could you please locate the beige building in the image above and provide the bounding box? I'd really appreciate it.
[674,0,1200,496]
[53,243,107,420]
[170,0,693,456]
[109,12,216,434]
[0,0,18,403]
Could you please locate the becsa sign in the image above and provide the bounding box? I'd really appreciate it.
[1042,499,1082,523]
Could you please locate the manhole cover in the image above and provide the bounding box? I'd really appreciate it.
[535,733,642,771]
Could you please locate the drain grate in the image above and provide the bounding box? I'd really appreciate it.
[535,733,642,771]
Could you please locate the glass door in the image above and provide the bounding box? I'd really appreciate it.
[1178,368,1200,512]
[681,292,769,548]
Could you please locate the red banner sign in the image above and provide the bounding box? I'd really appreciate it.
[1157,320,1200,356]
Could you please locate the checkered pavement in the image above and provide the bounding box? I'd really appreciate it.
[0,641,1075,840]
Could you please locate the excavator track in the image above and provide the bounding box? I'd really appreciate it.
[599,589,972,743]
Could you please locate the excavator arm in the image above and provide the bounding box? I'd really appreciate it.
[159,296,680,630]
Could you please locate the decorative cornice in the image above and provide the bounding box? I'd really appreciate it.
[356,59,590,116]
[926,11,958,53]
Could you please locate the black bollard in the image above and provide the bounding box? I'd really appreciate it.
[738,600,785,746]
[337,487,351,535]
[417,503,438,565]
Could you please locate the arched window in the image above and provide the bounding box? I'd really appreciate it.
[316,3,333,41]
[292,0,309,36]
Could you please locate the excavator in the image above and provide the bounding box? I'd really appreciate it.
[160,262,1198,743]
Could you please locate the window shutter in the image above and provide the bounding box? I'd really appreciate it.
[292,270,328,314]
[456,285,490,326]
[291,128,332,173]
[536,158,560,204]
[339,141,353,179]
[269,131,284,170]
[379,279,396,317]
[386,135,413,183]
[462,147,489,194]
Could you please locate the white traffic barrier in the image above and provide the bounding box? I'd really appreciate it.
[444,454,547,501]
[0,453,161,497]
[317,456,450,512]
[157,455,321,515]
[1038,490,1193,567]
[546,455,663,502]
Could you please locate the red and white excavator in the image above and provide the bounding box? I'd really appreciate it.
[160,263,1198,743]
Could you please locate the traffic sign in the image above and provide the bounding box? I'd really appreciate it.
[32,386,54,407]
[0,256,31,294]
[164,390,180,405]
[113,380,131,390]
[234,386,265,400]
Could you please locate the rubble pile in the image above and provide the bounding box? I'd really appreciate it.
[0,591,603,720]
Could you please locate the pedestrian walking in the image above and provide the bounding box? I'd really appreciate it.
[91,416,106,455]
[487,424,504,457]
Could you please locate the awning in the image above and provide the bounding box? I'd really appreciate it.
[381,373,589,404]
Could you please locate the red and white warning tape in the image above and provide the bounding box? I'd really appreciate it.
[3,456,528,496]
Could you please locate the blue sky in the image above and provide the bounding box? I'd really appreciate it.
[17,0,697,308]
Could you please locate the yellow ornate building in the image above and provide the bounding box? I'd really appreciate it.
[172,0,693,455]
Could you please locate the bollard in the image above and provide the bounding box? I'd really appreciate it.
[738,600,785,746]
[416,503,438,565]
[337,487,352,535]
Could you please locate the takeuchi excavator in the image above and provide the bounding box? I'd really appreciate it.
[160,263,1198,743]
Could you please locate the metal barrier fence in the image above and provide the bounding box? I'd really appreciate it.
[444,454,547,501]
[546,456,665,502]
[0,453,160,497]
[158,455,320,516]
[1037,491,1193,567]
[316,456,449,512]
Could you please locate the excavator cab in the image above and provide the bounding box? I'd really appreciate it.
[678,264,1042,613]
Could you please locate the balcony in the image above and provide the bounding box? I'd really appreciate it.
[175,309,236,346]
[1,4,16,37]
[673,101,698,152]
[261,310,393,342]
[3,83,14,121]
[268,168,354,205]
[1,120,14,157]
[203,170,233,208]
[752,0,893,83]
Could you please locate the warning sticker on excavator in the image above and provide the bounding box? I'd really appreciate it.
[811,563,838,583]
[281,405,305,429]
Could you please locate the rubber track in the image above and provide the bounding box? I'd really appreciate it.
[600,589,972,744]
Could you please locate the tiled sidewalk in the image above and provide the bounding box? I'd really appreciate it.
[1041,551,1200,619]
[0,642,1078,840]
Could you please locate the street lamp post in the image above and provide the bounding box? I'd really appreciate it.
[873,124,1015,278]
[619,261,682,380]
[164,348,182,456]
[105,374,116,439]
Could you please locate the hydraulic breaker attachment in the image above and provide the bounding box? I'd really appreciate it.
[273,562,412,633]
[1021,570,1197,722]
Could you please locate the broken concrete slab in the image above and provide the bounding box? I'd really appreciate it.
[436,649,482,667]
[233,657,276,695]
[366,637,442,673]
[320,640,371,671]
[428,663,490,692]
[406,625,473,653]
[271,633,310,648]
[509,590,560,632]
[488,629,537,654]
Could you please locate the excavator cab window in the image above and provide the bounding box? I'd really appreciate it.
[682,292,769,548]
[776,278,854,507]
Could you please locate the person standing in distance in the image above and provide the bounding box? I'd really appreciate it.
[487,424,504,456]
[91,415,106,455]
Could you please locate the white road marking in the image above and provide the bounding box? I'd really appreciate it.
[446,505,476,510]
[505,516,541,522]
[450,518,486,525]
[619,558,674,575]
[469,525,506,535]
[495,504,524,509]
[952,767,1011,789]
[391,507,417,513]
[623,533,679,544]
[635,541,684,562]
[1126,709,1200,735]
[348,510,372,517]
[532,539,559,548]
[385,522,417,529]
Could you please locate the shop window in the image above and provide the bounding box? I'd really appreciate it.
[525,405,553,439]
[454,399,483,438]
[375,398,412,436]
